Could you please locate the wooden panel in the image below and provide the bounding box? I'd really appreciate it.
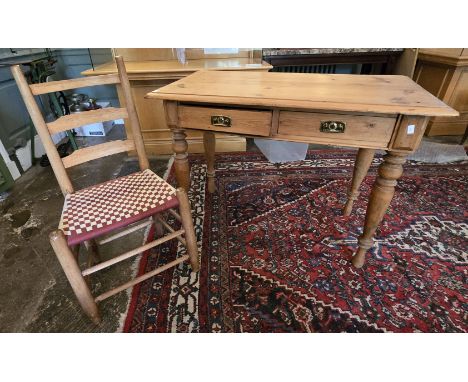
[450,69,468,113]
[142,129,206,140]
[420,48,465,57]
[113,48,177,61]
[142,135,247,155]
[47,107,128,134]
[62,139,135,168]
[126,82,172,155]
[81,58,272,79]
[112,48,254,61]
[30,74,120,95]
[431,112,468,123]
[413,63,453,99]
[414,50,468,137]
[278,111,396,147]
[426,121,467,136]
[178,106,272,136]
[148,71,458,117]
[418,49,468,66]
[186,48,252,60]
[390,116,428,151]
[131,84,169,133]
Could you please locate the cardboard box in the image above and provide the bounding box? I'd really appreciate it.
[74,120,114,137]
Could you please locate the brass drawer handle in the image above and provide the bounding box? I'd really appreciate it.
[211,115,231,127]
[320,120,346,133]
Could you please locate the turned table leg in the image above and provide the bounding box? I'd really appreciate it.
[352,151,407,268]
[203,131,216,193]
[343,148,376,216]
[172,128,190,192]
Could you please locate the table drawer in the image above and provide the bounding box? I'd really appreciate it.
[278,111,396,147]
[178,106,272,136]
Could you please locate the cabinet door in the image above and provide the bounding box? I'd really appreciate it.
[414,62,454,99]
[129,82,204,147]
[450,68,468,115]
[130,83,172,137]
[414,61,468,136]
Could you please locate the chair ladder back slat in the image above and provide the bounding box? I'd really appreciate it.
[115,56,149,170]
[10,65,74,195]
[29,73,120,95]
[12,57,146,195]
[62,139,136,168]
[47,107,129,135]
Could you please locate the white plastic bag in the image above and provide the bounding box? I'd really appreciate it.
[254,138,308,163]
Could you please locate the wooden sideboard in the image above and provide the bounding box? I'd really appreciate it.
[414,48,468,137]
[82,49,272,154]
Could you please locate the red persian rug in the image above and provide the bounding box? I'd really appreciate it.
[123,150,468,332]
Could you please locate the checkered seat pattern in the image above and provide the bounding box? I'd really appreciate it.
[59,169,178,245]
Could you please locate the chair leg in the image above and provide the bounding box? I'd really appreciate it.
[84,239,101,266]
[49,230,101,324]
[152,214,165,238]
[176,188,199,272]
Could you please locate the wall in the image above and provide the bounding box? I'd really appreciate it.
[0,48,117,155]
[0,49,50,154]
[54,48,118,103]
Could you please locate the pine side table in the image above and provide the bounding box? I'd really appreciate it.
[147,71,457,267]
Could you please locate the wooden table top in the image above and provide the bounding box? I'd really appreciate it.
[147,71,458,117]
[82,58,272,76]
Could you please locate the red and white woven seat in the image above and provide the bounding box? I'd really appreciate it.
[59,169,178,245]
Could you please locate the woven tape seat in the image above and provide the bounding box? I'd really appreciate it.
[59,169,178,245]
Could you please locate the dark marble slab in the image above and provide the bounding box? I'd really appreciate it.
[263,48,404,56]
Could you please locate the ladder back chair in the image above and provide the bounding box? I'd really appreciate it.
[11,56,199,325]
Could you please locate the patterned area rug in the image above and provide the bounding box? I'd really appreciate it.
[123,150,468,332]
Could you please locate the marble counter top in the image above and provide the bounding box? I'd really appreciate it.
[262,48,403,56]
